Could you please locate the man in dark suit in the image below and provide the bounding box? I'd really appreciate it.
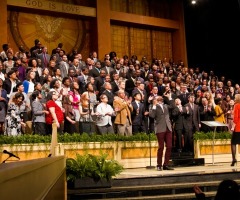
[131,93,147,134]
[102,60,114,75]
[110,63,122,81]
[149,94,174,171]
[37,46,50,68]
[141,63,151,81]
[132,82,148,108]
[89,61,101,78]
[199,97,216,132]
[111,73,119,94]
[125,71,137,97]
[184,93,201,153]
[172,98,188,153]
[102,82,114,107]
[94,69,106,94]
[177,84,190,106]
[77,67,89,94]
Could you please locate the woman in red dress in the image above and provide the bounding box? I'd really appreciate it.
[231,94,240,166]
[45,91,64,135]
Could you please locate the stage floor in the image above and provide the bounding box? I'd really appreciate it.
[116,162,240,179]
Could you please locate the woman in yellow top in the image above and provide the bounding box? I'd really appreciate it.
[214,98,226,132]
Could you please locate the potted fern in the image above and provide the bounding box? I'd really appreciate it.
[66,153,124,189]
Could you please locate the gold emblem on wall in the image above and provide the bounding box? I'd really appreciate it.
[9,11,86,54]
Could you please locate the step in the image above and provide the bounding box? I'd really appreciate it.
[92,191,217,200]
[171,158,205,167]
[68,180,225,195]
[69,191,216,200]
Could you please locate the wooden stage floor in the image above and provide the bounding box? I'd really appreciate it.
[116,162,240,179]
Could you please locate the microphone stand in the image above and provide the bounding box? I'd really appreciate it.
[2,155,20,163]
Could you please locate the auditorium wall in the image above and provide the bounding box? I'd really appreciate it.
[0,0,186,64]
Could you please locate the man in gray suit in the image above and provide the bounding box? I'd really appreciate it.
[59,55,69,78]
[149,94,174,171]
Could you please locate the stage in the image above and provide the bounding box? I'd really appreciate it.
[68,162,240,199]
[116,162,239,179]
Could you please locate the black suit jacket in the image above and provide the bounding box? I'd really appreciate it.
[125,78,136,97]
[141,70,151,81]
[111,81,119,94]
[172,105,188,130]
[199,104,216,132]
[178,93,190,106]
[102,89,114,106]
[185,103,200,131]
[89,67,100,78]
[131,101,145,126]
[94,76,105,92]
[3,78,20,96]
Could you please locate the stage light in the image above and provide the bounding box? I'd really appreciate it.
[191,0,197,4]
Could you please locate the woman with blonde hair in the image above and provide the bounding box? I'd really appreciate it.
[231,94,240,166]
[202,91,215,108]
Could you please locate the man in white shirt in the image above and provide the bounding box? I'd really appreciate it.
[95,94,115,134]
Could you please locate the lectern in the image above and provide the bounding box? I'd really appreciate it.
[201,121,228,165]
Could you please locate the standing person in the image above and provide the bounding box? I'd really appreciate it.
[3,69,20,100]
[199,97,216,133]
[149,94,174,171]
[31,91,48,135]
[172,98,188,153]
[37,46,50,69]
[231,94,240,166]
[62,94,76,134]
[45,91,64,135]
[4,92,26,136]
[0,78,8,135]
[184,94,201,153]
[23,70,36,98]
[226,99,234,132]
[131,92,147,134]
[95,94,115,134]
[113,90,133,136]
[68,81,81,132]
[214,98,226,132]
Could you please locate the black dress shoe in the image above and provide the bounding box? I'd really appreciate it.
[163,165,174,170]
[157,166,162,171]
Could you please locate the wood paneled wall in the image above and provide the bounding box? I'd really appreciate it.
[111,25,172,62]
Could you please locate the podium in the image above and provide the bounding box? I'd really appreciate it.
[201,121,228,165]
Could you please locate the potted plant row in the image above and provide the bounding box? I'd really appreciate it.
[66,153,124,189]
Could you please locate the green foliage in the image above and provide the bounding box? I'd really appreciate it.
[193,131,232,141]
[0,134,52,145]
[66,153,124,182]
[0,133,157,145]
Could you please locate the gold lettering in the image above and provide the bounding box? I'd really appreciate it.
[8,0,96,17]
[49,2,56,10]
[25,0,42,8]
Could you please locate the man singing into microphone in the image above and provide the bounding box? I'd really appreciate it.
[149,94,174,171]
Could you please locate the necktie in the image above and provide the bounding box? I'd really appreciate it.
[160,104,164,113]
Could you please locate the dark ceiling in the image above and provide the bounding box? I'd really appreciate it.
[184,0,240,83]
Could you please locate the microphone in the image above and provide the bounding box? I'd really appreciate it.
[3,150,20,159]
